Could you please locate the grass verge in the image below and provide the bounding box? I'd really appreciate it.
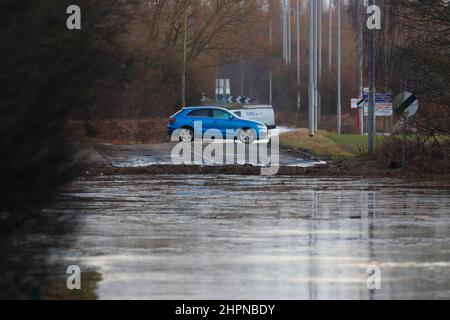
[280,129,383,161]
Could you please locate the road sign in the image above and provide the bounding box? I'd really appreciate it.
[227,96,254,105]
[357,98,365,108]
[363,89,393,117]
[352,98,365,109]
[394,91,419,118]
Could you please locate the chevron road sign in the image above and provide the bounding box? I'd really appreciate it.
[227,96,254,105]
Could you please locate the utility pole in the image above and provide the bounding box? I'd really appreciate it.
[368,0,376,152]
[337,0,341,134]
[288,0,292,65]
[282,0,286,63]
[313,0,318,132]
[328,0,332,71]
[358,0,364,135]
[282,0,290,64]
[181,0,188,108]
[318,0,322,78]
[318,0,322,122]
[296,0,301,119]
[240,61,244,96]
[308,0,315,136]
[286,0,288,63]
[269,17,273,105]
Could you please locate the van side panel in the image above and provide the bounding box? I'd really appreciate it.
[234,108,276,128]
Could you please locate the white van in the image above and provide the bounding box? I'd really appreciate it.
[230,105,276,129]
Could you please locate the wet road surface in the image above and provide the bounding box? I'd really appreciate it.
[94,127,327,168]
[94,143,326,168]
[42,175,450,299]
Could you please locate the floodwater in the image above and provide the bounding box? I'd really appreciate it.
[94,127,327,168]
[95,143,326,168]
[41,175,450,300]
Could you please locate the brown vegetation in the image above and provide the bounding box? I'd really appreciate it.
[372,137,450,175]
[64,119,168,144]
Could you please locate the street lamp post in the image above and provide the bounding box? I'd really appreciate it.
[296,0,301,120]
[328,0,332,71]
[368,0,376,152]
[308,0,315,136]
[358,1,364,135]
[181,0,188,108]
[337,0,341,134]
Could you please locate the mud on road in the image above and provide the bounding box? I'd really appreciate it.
[71,140,450,181]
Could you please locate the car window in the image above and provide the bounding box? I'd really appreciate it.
[187,109,210,117]
[212,109,231,119]
[233,111,241,117]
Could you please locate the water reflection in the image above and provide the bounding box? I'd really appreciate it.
[0,210,101,299]
[19,175,450,299]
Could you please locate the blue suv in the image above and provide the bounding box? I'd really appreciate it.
[167,106,268,143]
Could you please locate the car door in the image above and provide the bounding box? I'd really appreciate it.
[210,109,236,138]
[185,108,212,135]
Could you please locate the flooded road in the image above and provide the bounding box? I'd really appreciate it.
[93,127,326,168]
[43,175,450,300]
[94,143,326,168]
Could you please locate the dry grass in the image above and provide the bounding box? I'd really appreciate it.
[281,129,450,175]
[64,118,168,144]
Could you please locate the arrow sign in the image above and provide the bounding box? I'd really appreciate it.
[394,91,419,118]
[226,96,254,105]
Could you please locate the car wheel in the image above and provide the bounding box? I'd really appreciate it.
[237,128,256,144]
[179,127,194,142]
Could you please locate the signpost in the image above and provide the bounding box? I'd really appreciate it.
[215,79,254,106]
[356,98,365,134]
[394,91,419,168]
[215,79,231,106]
